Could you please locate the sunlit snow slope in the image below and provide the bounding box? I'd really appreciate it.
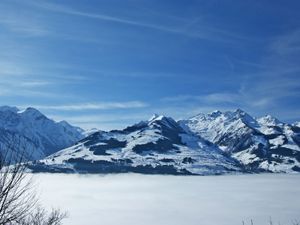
[0,106,85,161]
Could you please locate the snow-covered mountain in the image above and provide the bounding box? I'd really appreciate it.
[179,109,300,173]
[0,106,85,162]
[30,114,241,175]
[28,109,300,175]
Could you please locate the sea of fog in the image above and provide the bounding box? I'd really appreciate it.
[33,173,300,225]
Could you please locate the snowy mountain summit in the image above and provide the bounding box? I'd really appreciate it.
[0,106,85,161]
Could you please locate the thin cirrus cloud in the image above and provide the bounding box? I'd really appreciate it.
[0,18,49,37]
[17,81,52,87]
[49,112,149,127]
[25,0,247,43]
[18,101,149,111]
[0,81,53,97]
[0,6,49,37]
[48,112,151,131]
[161,91,265,112]
[161,93,240,104]
[269,29,300,55]
[160,70,300,117]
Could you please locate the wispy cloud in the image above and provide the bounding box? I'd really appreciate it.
[27,1,188,33]
[0,18,49,37]
[17,81,52,87]
[0,4,49,37]
[51,114,147,124]
[0,0,254,46]
[0,86,69,98]
[0,56,90,90]
[162,93,240,104]
[161,64,300,120]
[158,28,300,118]
[270,29,300,55]
[18,101,149,111]
[24,0,249,43]
[48,105,236,130]
[0,61,31,77]
[49,112,150,130]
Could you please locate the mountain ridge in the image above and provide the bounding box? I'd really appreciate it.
[0,106,85,162]
[179,109,300,173]
[30,113,242,175]
[1,106,298,175]
[30,109,299,174]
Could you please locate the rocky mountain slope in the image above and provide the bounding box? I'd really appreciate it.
[0,106,85,162]
[179,109,300,173]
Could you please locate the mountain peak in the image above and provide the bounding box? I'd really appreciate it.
[148,114,173,123]
[148,114,179,130]
[148,113,160,121]
[208,110,222,117]
[232,109,258,128]
[22,107,45,118]
[234,108,247,115]
[258,114,282,126]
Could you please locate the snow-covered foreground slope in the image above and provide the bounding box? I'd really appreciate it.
[31,115,240,175]
[35,173,300,225]
[0,106,85,161]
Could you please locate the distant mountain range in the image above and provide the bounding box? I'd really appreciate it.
[25,108,300,175]
[0,106,85,163]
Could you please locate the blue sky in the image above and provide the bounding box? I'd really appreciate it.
[0,0,300,130]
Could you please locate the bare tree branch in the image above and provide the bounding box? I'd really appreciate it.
[0,134,67,225]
